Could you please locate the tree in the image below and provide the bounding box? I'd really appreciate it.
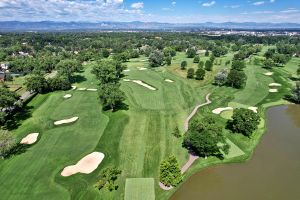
[205,60,213,71]
[205,50,209,57]
[231,60,246,71]
[214,69,228,86]
[149,50,164,67]
[187,68,195,79]
[272,53,289,65]
[195,67,205,80]
[92,60,124,84]
[0,88,19,110]
[159,156,182,187]
[95,167,122,191]
[263,59,275,69]
[165,56,172,66]
[56,59,82,79]
[288,81,300,104]
[181,61,187,70]
[227,69,247,89]
[0,130,16,158]
[198,61,204,68]
[186,48,196,58]
[113,52,130,62]
[212,46,228,57]
[25,74,48,93]
[193,56,200,63]
[98,83,126,111]
[229,108,261,137]
[297,66,300,76]
[48,75,71,91]
[183,117,229,158]
[102,49,110,58]
[163,47,176,57]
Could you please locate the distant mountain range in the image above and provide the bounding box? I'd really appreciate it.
[1,21,300,31]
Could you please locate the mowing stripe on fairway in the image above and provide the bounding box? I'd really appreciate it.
[125,178,155,200]
[223,139,245,159]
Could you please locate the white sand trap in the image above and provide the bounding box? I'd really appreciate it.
[124,69,130,72]
[269,89,278,93]
[123,79,131,82]
[264,72,273,76]
[132,80,157,91]
[78,88,86,91]
[269,83,282,87]
[138,67,147,71]
[71,86,77,90]
[64,94,72,99]
[87,89,97,91]
[61,152,105,177]
[165,79,174,83]
[212,107,233,114]
[54,117,79,125]
[248,107,258,113]
[20,133,39,145]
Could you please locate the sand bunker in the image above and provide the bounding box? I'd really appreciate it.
[124,69,130,72]
[54,117,79,125]
[20,133,39,145]
[64,94,72,99]
[87,89,97,91]
[123,79,157,90]
[61,152,105,177]
[132,80,156,90]
[78,88,86,91]
[269,89,278,93]
[248,107,258,113]
[165,79,174,83]
[138,67,147,71]
[269,83,282,87]
[212,107,233,114]
[264,72,273,76]
[71,86,77,90]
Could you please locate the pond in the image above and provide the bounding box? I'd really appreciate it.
[171,105,300,200]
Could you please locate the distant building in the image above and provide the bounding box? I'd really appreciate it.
[1,63,9,70]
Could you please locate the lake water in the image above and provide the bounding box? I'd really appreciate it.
[171,105,300,200]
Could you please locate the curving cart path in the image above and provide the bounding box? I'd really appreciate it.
[159,93,212,190]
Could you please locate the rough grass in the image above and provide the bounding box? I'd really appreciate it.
[125,178,155,200]
[0,49,297,200]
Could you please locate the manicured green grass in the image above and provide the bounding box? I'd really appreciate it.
[223,139,245,159]
[125,178,155,200]
[0,49,297,200]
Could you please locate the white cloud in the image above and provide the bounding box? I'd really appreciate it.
[280,9,299,13]
[253,1,265,6]
[253,10,274,14]
[225,5,240,9]
[202,1,216,7]
[131,2,144,9]
[270,0,275,3]
[172,1,176,6]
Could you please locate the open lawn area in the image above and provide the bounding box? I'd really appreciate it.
[0,48,296,200]
[125,178,155,200]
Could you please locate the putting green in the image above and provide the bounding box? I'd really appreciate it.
[224,139,245,159]
[125,178,155,200]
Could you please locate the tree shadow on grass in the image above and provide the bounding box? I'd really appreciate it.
[3,106,33,131]
[3,144,30,159]
[71,75,87,84]
[102,102,129,112]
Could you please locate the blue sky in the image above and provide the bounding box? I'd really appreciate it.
[0,0,299,23]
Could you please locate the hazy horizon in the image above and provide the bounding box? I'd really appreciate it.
[0,0,299,23]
